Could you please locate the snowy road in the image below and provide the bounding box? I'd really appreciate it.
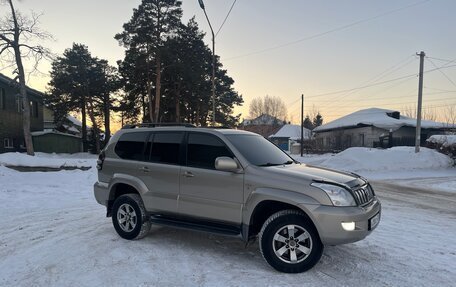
[0,165,455,286]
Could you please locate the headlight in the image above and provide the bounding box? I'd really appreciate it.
[311,183,356,207]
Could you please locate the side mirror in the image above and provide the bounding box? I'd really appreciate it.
[215,156,239,172]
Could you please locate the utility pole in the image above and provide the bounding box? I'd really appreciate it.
[415,51,425,153]
[198,0,216,126]
[301,94,304,157]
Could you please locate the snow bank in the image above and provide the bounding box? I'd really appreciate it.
[299,147,453,173]
[427,135,456,147]
[0,152,96,168]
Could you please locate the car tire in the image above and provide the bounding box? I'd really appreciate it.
[259,209,323,273]
[112,194,151,240]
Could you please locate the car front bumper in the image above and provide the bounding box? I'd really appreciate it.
[299,197,381,245]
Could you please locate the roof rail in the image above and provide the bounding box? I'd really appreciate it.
[121,123,196,129]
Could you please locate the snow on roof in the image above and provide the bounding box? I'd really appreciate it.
[427,135,456,147]
[31,130,81,139]
[269,124,311,140]
[66,115,82,127]
[314,108,453,132]
[62,124,81,134]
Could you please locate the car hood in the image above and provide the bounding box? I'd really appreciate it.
[264,163,365,188]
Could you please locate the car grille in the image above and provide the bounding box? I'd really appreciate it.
[352,185,374,206]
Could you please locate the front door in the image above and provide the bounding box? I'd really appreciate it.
[179,133,244,224]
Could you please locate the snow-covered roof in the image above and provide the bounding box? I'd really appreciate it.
[66,115,82,127]
[314,108,454,132]
[427,135,456,147]
[62,124,81,134]
[31,130,81,139]
[269,124,311,140]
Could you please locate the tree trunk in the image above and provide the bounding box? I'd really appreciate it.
[9,0,34,155]
[86,99,100,154]
[153,54,161,123]
[81,95,88,152]
[175,83,181,123]
[146,80,153,123]
[103,94,110,145]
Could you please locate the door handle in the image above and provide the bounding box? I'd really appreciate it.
[183,171,194,178]
[140,166,150,172]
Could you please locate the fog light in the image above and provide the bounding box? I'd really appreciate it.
[341,222,355,231]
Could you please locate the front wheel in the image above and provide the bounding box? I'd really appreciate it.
[259,210,323,273]
[112,194,151,240]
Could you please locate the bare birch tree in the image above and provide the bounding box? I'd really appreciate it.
[0,0,52,155]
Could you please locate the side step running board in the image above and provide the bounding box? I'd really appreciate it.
[150,215,241,237]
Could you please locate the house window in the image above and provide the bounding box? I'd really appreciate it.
[30,101,38,117]
[4,138,13,149]
[16,97,22,113]
[0,88,5,110]
[359,134,365,147]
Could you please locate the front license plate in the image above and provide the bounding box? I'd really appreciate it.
[369,212,380,230]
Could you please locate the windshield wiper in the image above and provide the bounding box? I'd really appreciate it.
[258,162,283,167]
[258,161,294,167]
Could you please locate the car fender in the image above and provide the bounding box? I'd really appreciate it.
[108,173,149,199]
[242,187,321,240]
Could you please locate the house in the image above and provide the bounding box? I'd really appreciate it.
[44,107,86,137]
[240,114,286,138]
[269,124,311,151]
[41,108,85,153]
[313,108,454,150]
[241,114,286,126]
[0,73,44,153]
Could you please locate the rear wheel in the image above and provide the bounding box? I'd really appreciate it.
[259,209,323,273]
[112,194,151,240]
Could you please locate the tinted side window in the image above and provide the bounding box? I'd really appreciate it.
[114,132,148,161]
[150,132,183,165]
[187,133,232,169]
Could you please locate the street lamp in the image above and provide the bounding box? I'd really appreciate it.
[198,0,216,126]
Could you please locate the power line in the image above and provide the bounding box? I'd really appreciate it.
[224,0,431,61]
[426,56,456,63]
[304,63,456,100]
[306,74,417,99]
[426,58,456,88]
[321,57,417,114]
[215,0,237,37]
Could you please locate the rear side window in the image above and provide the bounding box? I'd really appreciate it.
[187,133,232,169]
[149,132,183,165]
[114,132,148,161]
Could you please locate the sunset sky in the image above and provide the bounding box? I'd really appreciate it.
[1,0,455,128]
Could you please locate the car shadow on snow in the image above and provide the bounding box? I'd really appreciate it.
[130,225,383,277]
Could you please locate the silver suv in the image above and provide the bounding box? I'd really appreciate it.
[94,124,381,273]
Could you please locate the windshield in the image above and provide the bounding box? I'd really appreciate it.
[225,134,295,166]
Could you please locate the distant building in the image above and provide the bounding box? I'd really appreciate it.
[314,108,454,151]
[240,114,286,138]
[42,108,85,153]
[0,73,44,153]
[269,124,311,151]
[44,107,87,137]
[241,114,286,126]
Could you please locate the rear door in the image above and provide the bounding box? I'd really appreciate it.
[139,131,184,214]
[178,132,244,224]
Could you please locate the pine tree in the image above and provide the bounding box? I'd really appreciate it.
[303,115,314,130]
[115,0,183,123]
[47,43,118,152]
[313,112,323,127]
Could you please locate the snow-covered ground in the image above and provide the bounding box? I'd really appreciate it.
[0,152,455,286]
[294,147,456,193]
[0,152,95,168]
